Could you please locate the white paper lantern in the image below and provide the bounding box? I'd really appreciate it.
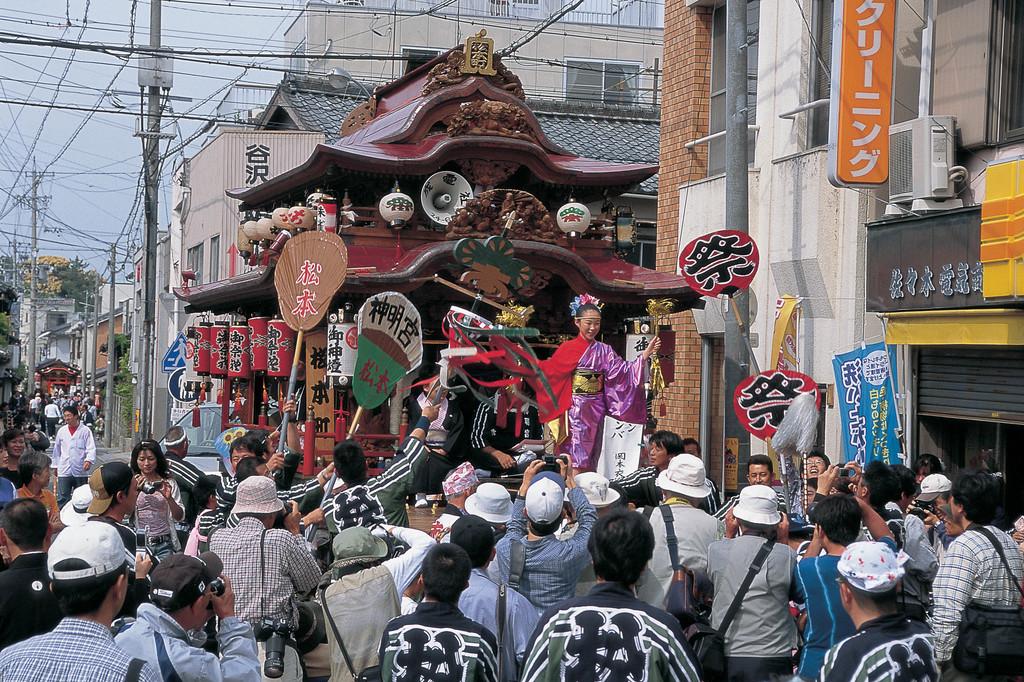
[556,201,591,234]
[378,189,415,228]
[241,220,260,240]
[253,217,276,240]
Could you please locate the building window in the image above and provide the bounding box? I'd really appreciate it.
[565,59,641,105]
[403,48,442,74]
[209,236,220,282]
[186,244,204,285]
[808,0,834,148]
[993,0,1024,142]
[624,221,657,269]
[708,1,760,176]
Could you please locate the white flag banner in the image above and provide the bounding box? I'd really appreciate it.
[598,415,643,482]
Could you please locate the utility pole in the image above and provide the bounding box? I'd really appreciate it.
[138,0,166,439]
[91,277,101,395]
[26,162,39,396]
[723,0,752,484]
[105,244,117,448]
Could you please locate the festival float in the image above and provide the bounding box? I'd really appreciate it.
[174,33,705,476]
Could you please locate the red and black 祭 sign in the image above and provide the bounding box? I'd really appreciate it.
[733,369,819,440]
[679,229,760,297]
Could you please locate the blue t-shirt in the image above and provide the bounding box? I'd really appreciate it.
[793,537,897,679]
[0,478,16,511]
[793,555,853,678]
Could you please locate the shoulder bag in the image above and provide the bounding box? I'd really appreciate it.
[686,532,774,682]
[952,525,1024,676]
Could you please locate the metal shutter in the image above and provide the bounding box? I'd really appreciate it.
[917,347,1024,423]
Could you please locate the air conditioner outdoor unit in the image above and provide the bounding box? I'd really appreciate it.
[887,115,962,213]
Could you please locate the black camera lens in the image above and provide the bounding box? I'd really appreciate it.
[209,577,225,597]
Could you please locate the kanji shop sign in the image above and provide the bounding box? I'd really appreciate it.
[272,230,349,331]
[352,292,424,410]
[828,0,896,188]
[678,230,760,297]
[733,369,819,441]
[866,207,991,312]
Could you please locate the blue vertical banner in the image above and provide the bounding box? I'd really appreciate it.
[860,342,902,465]
[833,349,866,465]
[832,342,902,465]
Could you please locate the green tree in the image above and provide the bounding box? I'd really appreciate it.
[20,256,102,308]
[112,333,133,436]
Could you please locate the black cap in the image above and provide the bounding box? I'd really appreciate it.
[450,515,496,568]
[149,552,224,612]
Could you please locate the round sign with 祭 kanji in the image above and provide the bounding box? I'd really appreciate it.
[352,292,424,410]
[678,230,760,297]
[273,230,349,332]
[733,369,819,440]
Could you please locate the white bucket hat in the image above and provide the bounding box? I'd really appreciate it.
[575,472,621,508]
[656,454,712,498]
[464,482,513,524]
[733,484,782,526]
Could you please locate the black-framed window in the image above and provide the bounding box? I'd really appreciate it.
[992,0,1024,142]
[708,0,759,176]
[402,48,442,74]
[624,221,657,269]
[565,60,641,105]
[186,244,204,286]
[808,0,834,148]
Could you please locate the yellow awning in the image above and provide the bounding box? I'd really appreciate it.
[882,308,1024,345]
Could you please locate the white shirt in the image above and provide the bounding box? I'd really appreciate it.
[43,403,60,419]
[52,424,97,477]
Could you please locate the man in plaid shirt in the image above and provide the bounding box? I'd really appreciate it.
[211,476,321,629]
[931,471,1023,679]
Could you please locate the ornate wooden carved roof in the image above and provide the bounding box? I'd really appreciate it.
[227,47,657,209]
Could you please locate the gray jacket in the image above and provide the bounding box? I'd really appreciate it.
[115,603,261,682]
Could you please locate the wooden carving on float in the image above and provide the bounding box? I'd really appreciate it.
[454,235,533,302]
[446,100,538,143]
[340,98,377,138]
[455,159,520,188]
[422,49,525,100]
[447,190,560,243]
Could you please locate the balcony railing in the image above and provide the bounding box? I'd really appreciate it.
[312,0,663,28]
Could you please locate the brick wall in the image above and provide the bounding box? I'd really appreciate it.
[655,3,712,441]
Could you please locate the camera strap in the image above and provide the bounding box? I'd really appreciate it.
[259,528,269,626]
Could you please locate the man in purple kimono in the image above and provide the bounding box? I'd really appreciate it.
[537,297,659,472]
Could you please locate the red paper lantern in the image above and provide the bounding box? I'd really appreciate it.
[266,319,296,377]
[210,322,229,378]
[227,324,251,379]
[195,322,212,376]
[248,316,269,372]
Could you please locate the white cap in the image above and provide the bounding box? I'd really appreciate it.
[575,472,621,508]
[838,541,908,593]
[733,484,781,526]
[916,473,952,502]
[525,477,564,525]
[465,482,514,524]
[59,484,94,528]
[48,522,127,581]
[656,454,712,499]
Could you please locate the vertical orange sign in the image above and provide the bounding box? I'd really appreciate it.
[827,0,896,188]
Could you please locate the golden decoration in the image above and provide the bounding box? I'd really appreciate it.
[462,30,497,76]
[495,300,534,328]
[645,298,675,401]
